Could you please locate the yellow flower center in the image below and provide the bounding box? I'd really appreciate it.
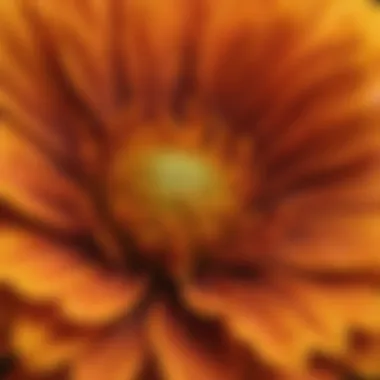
[107,112,255,273]
[140,150,222,208]
[130,147,234,224]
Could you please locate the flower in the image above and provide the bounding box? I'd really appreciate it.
[0,0,380,379]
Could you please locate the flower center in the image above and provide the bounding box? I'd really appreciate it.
[112,149,234,247]
[142,150,221,207]
[107,115,255,274]
[132,149,233,221]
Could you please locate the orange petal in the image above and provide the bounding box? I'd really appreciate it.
[278,370,340,380]
[58,268,146,325]
[0,227,147,325]
[0,125,89,232]
[273,169,380,218]
[72,322,145,380]
[11,308,96,372]
[199,0,372,124]
[31,0,116,119]
[119,0,188,114]
[272,277,380,345]
[0,0,76,154]
[276,210,380,272]
[321,284,380,332]
[184,276,350,370]
[148,301,245,380]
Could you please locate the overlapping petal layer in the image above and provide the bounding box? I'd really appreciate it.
[0,227,147,324]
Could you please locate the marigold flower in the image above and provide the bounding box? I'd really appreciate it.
[0,0,379,379]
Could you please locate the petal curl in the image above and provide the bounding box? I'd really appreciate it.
[0,227,147,325]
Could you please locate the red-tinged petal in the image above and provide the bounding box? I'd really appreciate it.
[0,126,90,232]
[261,82,380,174]
[118,0,188,116]
[0,0,80,156]
[0,290,18,355]
[72,322,146,380]
[199,0,375,128]
[265,137,380,202]
[0,0,114,178]
[275,211,380,272]
[0,228,147,325]
[32,0,190,121]
[5,367,67,380]
[278,370,340,380]
[272,278,380,348]
[347,333,380,377]
[148,301,248,380]
[271,168,380,219]
[31,0,116,120]
[183,277,350,370]
[256,50,380,165]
